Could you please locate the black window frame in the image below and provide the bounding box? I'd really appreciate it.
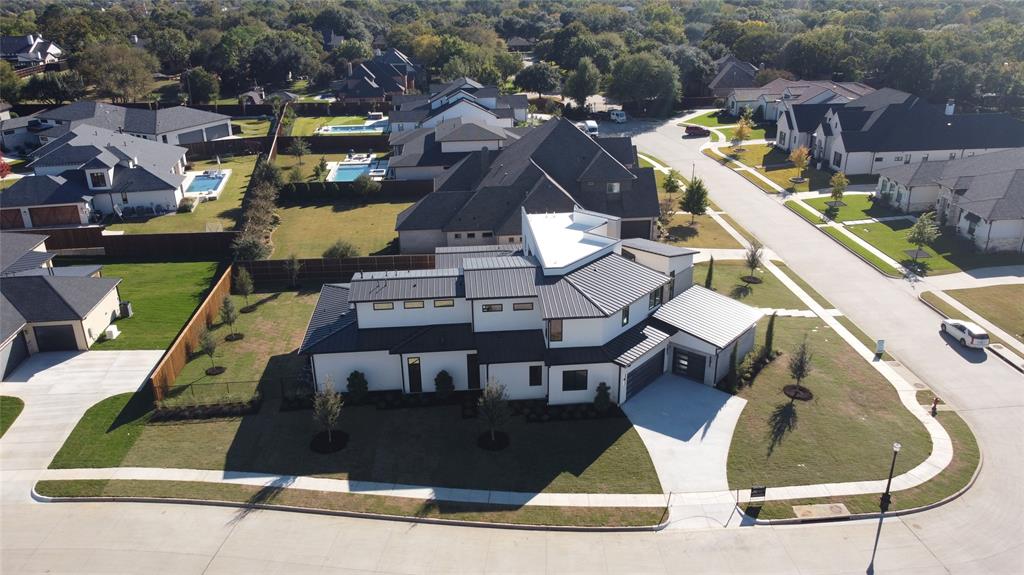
[481,303,503,312]
[434,299,454,308]
[467,232,476,239]
[529,365,542,387]
[648,288,662,309]
[89,172,106,188]
[513,302,534,311]
[561,370,588,392]
[621,306,630,326]
[372,302,394,310]
[548,318,563,342]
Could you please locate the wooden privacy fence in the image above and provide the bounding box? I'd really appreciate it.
[19,227,238,260]
[149,264,234,400]
[277,134,389,154]
[238,255,435,285]
[278,179,431,202]
[183,139,268,160]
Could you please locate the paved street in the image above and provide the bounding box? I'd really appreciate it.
[1,117,1022,574]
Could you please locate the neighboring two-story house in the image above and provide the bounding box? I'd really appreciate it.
[0,34,62,68]
[774,83,876,152]
[301,208,761,405]
[387,118,528,181]
[725,78,873,120]
[389,77,529,132]
[395,118,660,253]
[331,48,423,105]
[810,89,1024,176]
[0,126,189,228]
[708,55,758,98]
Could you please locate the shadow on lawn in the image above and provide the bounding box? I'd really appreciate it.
[108,385,155,433]
[667,223,699,242]
[766,399,798,456]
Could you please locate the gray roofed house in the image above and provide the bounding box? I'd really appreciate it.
[388,77,529,133]
[332,48,424,104]
[564,254,667,315]
[0,232,48,274]
[708,55,758,98]
[347,268,464,302]
[1,34,62,68]
[655,285,763,349]
[387,118,527,182]
[620,237,699,258]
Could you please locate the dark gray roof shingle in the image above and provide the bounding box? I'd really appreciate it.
[1,275,120,323]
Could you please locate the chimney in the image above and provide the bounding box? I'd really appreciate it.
[945,99,955,116]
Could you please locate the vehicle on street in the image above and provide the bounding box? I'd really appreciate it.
[609,110,627,123]
[684,125,711,137]
[940,319,990,349]
[575,120,599,136]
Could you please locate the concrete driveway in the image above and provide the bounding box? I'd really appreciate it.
[622,374,746,494]
[0,350,162,501]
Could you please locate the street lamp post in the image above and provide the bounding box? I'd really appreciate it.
[879,442,901,513]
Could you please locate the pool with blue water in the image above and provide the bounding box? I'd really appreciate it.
[187,174,225,193]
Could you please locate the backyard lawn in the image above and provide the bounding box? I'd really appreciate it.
[106,155,258,234]
[945,285,1024,343]
[77,261,219,351]
[272,199,411,257]
[803,194,902,223]
[693,260,807,310]
[289,116,367,137]
[1,396,24,438]
[275,152,384,181]
[231,118,272,138]
[846,220,1024,275]
[167,291,318,403]
[663,213,742,249]
[727,316,932,489]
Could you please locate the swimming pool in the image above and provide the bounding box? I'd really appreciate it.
[318,119,388,134]
[187,174,225,193]
[329,164,371,182]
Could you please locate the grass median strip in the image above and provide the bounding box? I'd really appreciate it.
[35,480,666,528]
[832,315,893,361]
[1,396,24,438]
[821,226,902,277]
[784,200,824,226]
[769,261,832,309]
[945,285,1024,345]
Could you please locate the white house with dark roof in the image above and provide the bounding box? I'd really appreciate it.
[300,208,761,405]
[878,149,1024,253]
[725,78,873,120]
[0,34,62,68]
[387,118,528,181]
[1,232,122,379]
[389,77,528,132]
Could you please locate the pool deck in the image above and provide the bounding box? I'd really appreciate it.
[325,159,388,182]
[182,168,232,199]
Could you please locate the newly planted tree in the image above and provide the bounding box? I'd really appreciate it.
[285,254,302,288]
[219,296,240,341]
[289,137,310,166]
[312,156,328,181]
[681,177,710,224]
[724,344,739,393]
[705,255,715,289]
[787,337,813,399]
[906,211,939,265]
[731,118,753,151]
[764,311,777,358]
[829,171,848,204]
[789,146,810,182]
[198,328,220,374]
[744,239,764,282]
[313,380,344,444]
[235,267,254,308]
[477,379,510,445]
[664,169,682,196]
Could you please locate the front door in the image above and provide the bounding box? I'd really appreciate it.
[672,348,706,382]
[467,354,480,389]
[407,357,422,393]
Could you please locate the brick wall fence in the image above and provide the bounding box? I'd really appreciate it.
[237,255,435,286]
[150,264,234,400]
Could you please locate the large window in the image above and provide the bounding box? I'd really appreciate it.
[648,288,662,309]
[606,182,621,195]
[529,365,542,387]
[562,370,588,392]
[621,306,630,326]
[513,302,534,311]
[481,303,503,312]
[434,299,454,308]
[832,152,842,167]
[404,300,424,309]
[548,319,563,342]
[373,302,394,310]
[89,172,107,188]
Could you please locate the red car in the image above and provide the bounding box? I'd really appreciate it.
[685,126,711,137]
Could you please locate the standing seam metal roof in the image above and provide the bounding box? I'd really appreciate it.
[464,267,538,299]
[654,285,762,349]
[565,254,667,315]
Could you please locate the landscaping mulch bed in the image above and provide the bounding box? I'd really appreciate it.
[225,333,245,342]
[477,431,509,451]
[783,385,814,401]
[310,430,349,454]
[205,366,227,376]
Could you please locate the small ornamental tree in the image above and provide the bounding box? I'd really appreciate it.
[705,255,715,289]
[312,156,328,181]
[288,137,310,166]
[723,344,739,393]
[285,254,302,288]
[593,382,612,415]
[199,328,218,370]
[313,379,344,443]
[352,173,380,196]
[234,267,254,307]
[744,239,764,282]
[789,146,810,181]
[434,370,454,400]
[681,177,710,224]
[658,198,674,229]
[739,106,754,124]
[323,240,358,259]
[346,370,368,403]
[664,169,682,196]
[219,296,239,340]
[788,337,813,396]
[830,171,849,204]
[907,211,939,263]
[731,118,752,150]
[478,379,510,443]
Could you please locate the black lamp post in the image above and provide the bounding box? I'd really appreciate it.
[879,441,901,513]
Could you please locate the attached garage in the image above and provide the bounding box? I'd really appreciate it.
[620,218,654,239]
[33,324,78,351]
[672,347,707,382]
[1,332,29,378]
[28,205,82,227]
[624,348,665,401]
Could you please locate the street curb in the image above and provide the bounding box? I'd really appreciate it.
[744,417,985,525]
[917,293,1024,374]
[30,484,671,533]
[783,200,826,227]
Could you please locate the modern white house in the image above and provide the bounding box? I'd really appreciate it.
[773,83,876,152]
[389,77,528,132]
[1,232,122,378]
[301,208,762,405]
[810,89,1024,176]
[877,149,1024,253]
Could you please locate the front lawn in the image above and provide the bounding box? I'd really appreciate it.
[945,285,1024,344]
[106,155,258,234]
[803,194,902,223]
[663,213,742,249]
[720,123,776,142]
[785,200,825,225]
[289,116,367,137]
[722,144,786,168]
[273,199,411,257]
[684,110,737,128]
[727,316,932,489]
[231,118,272,138]
[49,389,153,468]
[693,260,807,310]
[78,261,220,350]
[821,226,902,277]
[167,291,318,403]
[1,396,25,438]
[846,220,1024,275]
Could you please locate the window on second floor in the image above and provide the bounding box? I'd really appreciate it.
[482,232,493,238]
[621,306,630,326]
[481,303,502,312]
[434,299,454,308]
[513,302,534,311]
[648,288,662,309]
[606,182,621,195]
[467,232,476,239]
[373,302,394,310]
[548,319,563,342]
[89,172,107,188]
[404,300,424,309]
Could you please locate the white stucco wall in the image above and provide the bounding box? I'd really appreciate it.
[484,361,547,400]
[551,297,655,348]
[400,350,473,392]
[547,362,621,405]
[80,288,121,347]
[313,350,403,393]
[399,229,446,254]
[354,299,471,329]
[91,188,183,214]
[472,298,542,332]
[960,216,1024,253]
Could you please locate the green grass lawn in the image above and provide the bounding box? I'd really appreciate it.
[719,213,757,245]
[79,261,219,350]
[663,213,742,249]
[745,409,977,518]
[693,260,807,310]
[945,285,1024,344]
[35,479,665,527]
[49,389,153,468]
[289,116,367,137]
[846,221,1024,276]
[720,123,776,142]
[106,155,258,234]
[273,199,411,257]
[821,226,903,277]
[785,200,825,225]
[832,315,893,361]
[1,396,25,438]
[722,144,785,168]
[275,152,384,182]
[231,118,272,138]
[166,291,318,404]
[684,110,737,128]
[769,261,832,309]
[718,144,836,194]
[728,316,932,489]
[803,194,902,223]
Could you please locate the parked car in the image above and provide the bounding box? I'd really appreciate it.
[940,319,990,349]
[684,125,710,137]
[609,110,627,123]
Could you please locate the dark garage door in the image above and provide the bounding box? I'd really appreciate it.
[672,348,706,382]
[625,349,665,402]
[33,325,78,352]
[1,332,29,378]
[620,219,652,239]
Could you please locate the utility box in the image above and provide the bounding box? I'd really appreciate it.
[119,301,133,319]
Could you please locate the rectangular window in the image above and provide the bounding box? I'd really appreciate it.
[648,288,662,309]
[161,135,168,143]
[121,191,128,203]
[548,319,563,342]
[404,300,424,309]
[513,302,534,311]
[895,155,903,161]
[89,172,106,188]
[529,365,542,386]
[668,271,676,295]
[607,182,621,195]
[561,370,588,392]
[454,233,462,239]
[373,302,394,310]
[482,232,493,238]
[875,156,883,162]
[481,303,503,312]
[949,152,957,160]
[621,306,630,326]
[832,152,842,167]
[467,232,476,238]
[434,299,454,308]
[507,237,515,243]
